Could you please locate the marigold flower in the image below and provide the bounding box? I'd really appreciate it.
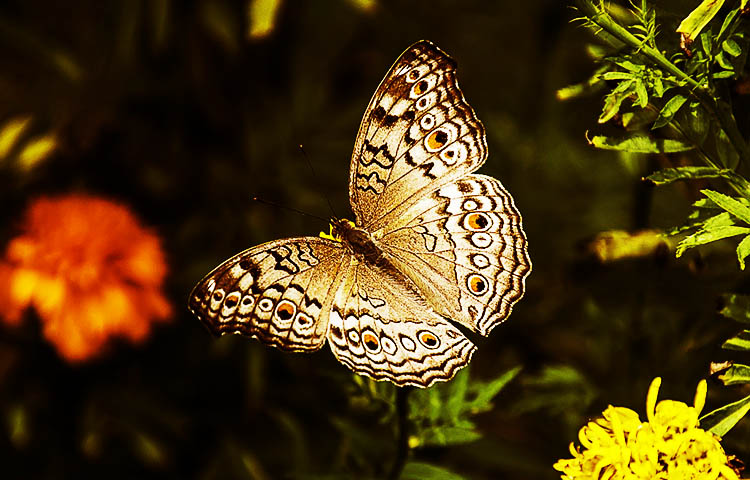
[553,377,741,480]
[0,194,172,361]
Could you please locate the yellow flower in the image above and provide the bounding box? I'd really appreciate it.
[0,194,172,362]
[553,377,741,480]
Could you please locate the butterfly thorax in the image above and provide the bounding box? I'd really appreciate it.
[331,218,383,264]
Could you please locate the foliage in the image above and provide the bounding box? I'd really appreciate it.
[407,367,520,448]
[567,0,750,453]
[347,366,520,469]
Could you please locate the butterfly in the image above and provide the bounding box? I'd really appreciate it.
[189,40,531,388]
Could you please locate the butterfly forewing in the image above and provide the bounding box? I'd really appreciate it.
[189,237,347,352]
[349,40,487,231]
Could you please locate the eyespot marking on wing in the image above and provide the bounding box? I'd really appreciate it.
[362,329,380,352]
[274,299,296,322]
[399,334,416,352]
[221,292,241,317]
[418,330,441,349]
[258,298,274,312]
[467,274,489,296]
[238,295,255,315]
[425,128,450,152]
[463,212,492,231]
[381,335,397,355]
[420,113,435,130]
[470,253,490,269]
[469,232,492,249]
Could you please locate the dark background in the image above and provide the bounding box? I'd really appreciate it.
[0,0,748,478]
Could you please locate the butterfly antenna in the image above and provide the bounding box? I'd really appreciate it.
[298,144,339,219]
[251,197,328,222]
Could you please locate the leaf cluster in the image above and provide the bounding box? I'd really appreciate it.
[568,0,749,165]
[344,367,520,479]
[569,0,750,441]
[701,293,750,437]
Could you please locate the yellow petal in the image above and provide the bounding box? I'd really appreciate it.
[646,377,661,423]
[694,379,708,416]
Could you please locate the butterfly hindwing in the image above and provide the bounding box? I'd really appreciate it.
[349,40,487,231]
[377,174,531,336]
[189,237,347,352]
[326,261,476,387]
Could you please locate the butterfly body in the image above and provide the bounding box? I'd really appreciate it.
[332,218,383,264]
[190,41,531,387]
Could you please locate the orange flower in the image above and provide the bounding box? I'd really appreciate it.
[0,194,172,361]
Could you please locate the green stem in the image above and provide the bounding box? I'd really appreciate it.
[575,0,750,168]
[387,387,412,480]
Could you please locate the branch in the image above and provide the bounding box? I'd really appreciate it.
[574,0,750,168]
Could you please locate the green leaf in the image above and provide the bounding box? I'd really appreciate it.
[713,70,735,79]
[590,133,694,153]
[701,392,750,437]
[652,94,688,129]
[719,294,750,323]
[715,128,740,168]
[670,210,732,236]
[717,8,739,41]
[645,166,732,185]
[467,366,521,413]
[723,38,742,57]
[599,80,634,123]
[722,329,750,350]
[610,57,645,72]
[601,71,635,81]
[684,101,710,145]
[702,189,750,224]
[677,0,726,45]
[700,31,714,57]
[417,425,482,447]
[676,224,750,257]
[651,75,666,97]
[738,235,750,269]
[692,198,717,209]
[718,364,750,386]
[634,80,648,107]
[556,73,606,101]
[703,211,734,228]
[716,51,735,70]
[401,462,466,480]
[444,367,469,422]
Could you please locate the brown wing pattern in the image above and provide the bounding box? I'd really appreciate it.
[189,237,347,352]
[378,174,531,336]
[349,40,487,231]
[326,260,476,387]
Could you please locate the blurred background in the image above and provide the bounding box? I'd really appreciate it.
[0,0,748,478]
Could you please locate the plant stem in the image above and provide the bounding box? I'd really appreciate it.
[574,0,750,168]
[387,386,412,480]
